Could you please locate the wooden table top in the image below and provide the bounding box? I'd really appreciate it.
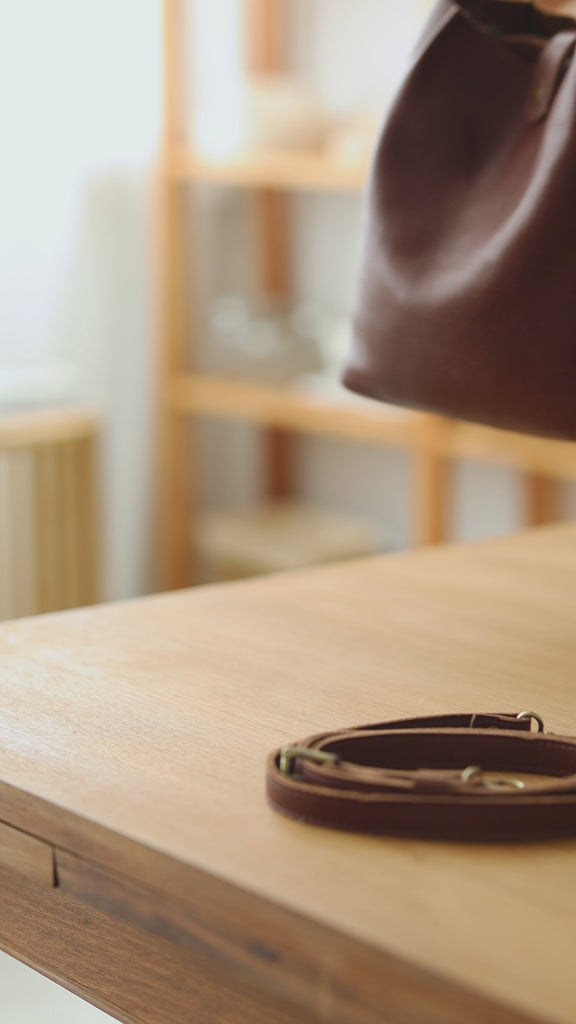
[2,523,576,1024]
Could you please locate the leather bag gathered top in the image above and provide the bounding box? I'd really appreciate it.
[343,0,576,440]
[267,712,576,840]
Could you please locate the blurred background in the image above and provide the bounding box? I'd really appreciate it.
[3,2,576,1017]
[2,0,576,626]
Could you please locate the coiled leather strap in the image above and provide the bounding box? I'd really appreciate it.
[266,712,576,840]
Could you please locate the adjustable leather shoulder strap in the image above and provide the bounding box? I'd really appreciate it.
[525,29,576,120]
[266,712,576,841]
[455,0,576,41]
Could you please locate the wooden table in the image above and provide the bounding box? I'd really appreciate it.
[2,524,576,1024]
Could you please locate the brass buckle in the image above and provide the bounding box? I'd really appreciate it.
[460,765,525,791]
[460,711,545,791]
[279,745,340,777]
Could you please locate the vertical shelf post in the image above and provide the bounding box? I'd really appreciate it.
[246,0,295,500]
[412,417,453,546]
[157,0,196,589]
[524,474,562,528]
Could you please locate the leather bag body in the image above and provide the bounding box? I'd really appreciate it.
[344,0,576,439]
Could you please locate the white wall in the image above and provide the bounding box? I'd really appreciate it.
[0,0,161,600]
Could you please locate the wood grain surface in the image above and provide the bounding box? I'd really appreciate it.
[2,524,576,1022]
[0,821,53,885]
[0,863,301,1024]
[52,849,538,1024]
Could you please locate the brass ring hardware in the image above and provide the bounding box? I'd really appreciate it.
[460,765,526,791]
[517,710,545,733]
[483,777,526,791]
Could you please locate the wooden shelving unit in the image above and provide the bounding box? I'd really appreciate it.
[157,0,576,591]
[165,147,370,191]
[167,375,420,446]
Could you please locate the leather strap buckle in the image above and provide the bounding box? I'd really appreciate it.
[460,765,526,790]
[279,745,340,777]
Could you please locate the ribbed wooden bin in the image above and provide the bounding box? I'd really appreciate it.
[0,407,100,620]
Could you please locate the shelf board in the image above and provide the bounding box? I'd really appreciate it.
[446,421,576,479]
[167,374,576,476]
[167,374,421,445]
[198,501,382,581]
[165,148,370,192]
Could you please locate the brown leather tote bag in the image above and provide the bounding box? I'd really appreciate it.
[343,0,576,439]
